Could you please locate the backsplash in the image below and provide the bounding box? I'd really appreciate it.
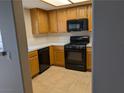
[24,9,49,46]
[24,9,92,46]
[48,32,92,43]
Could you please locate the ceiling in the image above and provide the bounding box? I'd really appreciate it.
[22,0,91,10]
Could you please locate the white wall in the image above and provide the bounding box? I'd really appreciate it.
[23,9,92,46]
[24,9,49,46]
[0,30,3,49]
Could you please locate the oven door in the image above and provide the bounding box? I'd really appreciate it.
[64,48,86,71]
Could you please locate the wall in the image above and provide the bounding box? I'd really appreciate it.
[0,1,27,92]
[48,32,92,43]
[93,1,124,93]
[0,30,3,49]
[24,9,92,46]
[24,9,48,46]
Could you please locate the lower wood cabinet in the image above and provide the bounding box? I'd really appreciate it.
[28,50,39,77]
[86,47,92,71]
[50,46,65,67]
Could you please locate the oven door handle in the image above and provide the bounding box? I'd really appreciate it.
[65,49,84,52]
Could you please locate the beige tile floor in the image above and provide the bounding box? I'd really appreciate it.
[32,66,92,93]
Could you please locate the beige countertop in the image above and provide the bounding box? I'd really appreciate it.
[28,42,69,52]
[28,42,92,52]
[87,43,92,48]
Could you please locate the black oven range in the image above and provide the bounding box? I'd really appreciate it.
[64,36,89,72]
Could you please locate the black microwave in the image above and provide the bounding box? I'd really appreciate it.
[67,18,88,32]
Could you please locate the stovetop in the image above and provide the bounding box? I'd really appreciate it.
[65,43,86,49]
[65,36,89,49]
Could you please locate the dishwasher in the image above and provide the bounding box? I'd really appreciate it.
[38,47,50,73]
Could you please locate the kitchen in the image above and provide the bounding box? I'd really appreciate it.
[1,0,124,93]
[23,0,92,93]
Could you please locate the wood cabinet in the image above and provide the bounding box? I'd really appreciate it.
[54,46,65,66]
[30,8,49,35]
[48,10,58,33]
[28,51,39,77]
[86,48,92,71]
[30,5,92,35]
[50,46,65,67]
[88,5,92,32]
[57,9,67,33]
[49,46,54,65]
[67,7,77,20]
[77,6,88,19]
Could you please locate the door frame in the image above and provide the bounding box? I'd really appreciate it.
[0,0,33,93]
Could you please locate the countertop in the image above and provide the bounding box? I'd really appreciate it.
[87,43,92,48]
[0,41,92,52]
[28,42,69,52]
[28,42,92,52]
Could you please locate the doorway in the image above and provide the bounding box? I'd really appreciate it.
[22,0,92,93]
[0,0,32,93]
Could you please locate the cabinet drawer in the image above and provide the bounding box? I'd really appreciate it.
[28,51,38,58]
[53,46,64,51]
[87,47,92,52]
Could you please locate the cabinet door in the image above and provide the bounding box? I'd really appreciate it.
[67,7,77,20]
[30,9,39,35]
[77,6,88,19]
[30,8,49,35]
[38,9,49,33]
[49,46,55,65]
[88,5,92,32]
[54,46,65,67]
[57,9,67,33]
[49,11,58,33]
[87,48,92,71]
[28,51,39,77]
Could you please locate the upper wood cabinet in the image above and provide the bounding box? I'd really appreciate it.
[57,9,67,33]
[30,8,49,35]
[67,7,77,20]
[88,5,92,32]
[77,6,88,19]
[30,5,92,34]
[48,10,58,33]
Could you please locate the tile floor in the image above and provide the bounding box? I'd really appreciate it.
[32,66,92,93]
